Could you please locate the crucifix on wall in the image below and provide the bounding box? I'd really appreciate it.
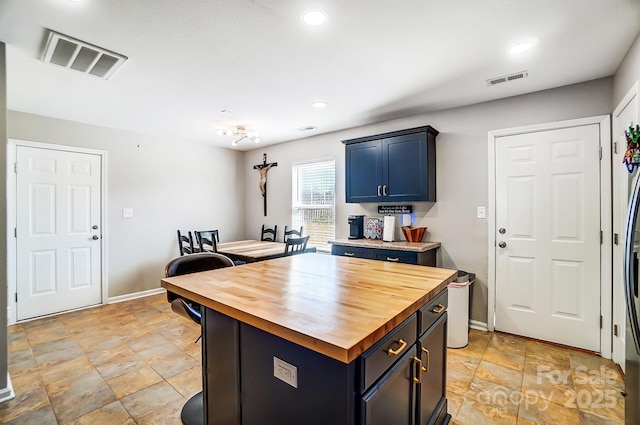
[253,153,278,216]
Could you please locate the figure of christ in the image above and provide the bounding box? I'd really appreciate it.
[253,153,278,216]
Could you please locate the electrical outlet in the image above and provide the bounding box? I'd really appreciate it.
[477,206,486,219]
[122,208,134,218]
[274,357,298,388]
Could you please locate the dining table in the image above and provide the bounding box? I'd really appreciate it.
[216,239,316,263]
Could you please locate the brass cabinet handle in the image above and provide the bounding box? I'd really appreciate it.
[377,185,382,196]
[413,356,423,383]
[386,257,400,262]
[422,347,430,373]
[431,304,445,314]
[344,252,355,257]
[383,185,387,196]
[387,338,407,356]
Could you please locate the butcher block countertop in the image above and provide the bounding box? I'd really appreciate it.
[161,253,456,363]
[329,238,441,252]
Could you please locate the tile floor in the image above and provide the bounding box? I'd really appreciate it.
[1,294,626,424]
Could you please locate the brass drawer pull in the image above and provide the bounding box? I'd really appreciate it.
[344,252,355,257]
[386,257,400,262]
[387,338,407,356]
[431,304,445,314]
[413,356,423,383]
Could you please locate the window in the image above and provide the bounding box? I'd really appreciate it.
[292,159,335,250]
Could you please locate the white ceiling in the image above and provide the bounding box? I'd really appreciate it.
[1,0,639,150]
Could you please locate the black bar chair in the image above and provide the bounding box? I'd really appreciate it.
[177,230,198,255]
[194,230,219,253]
[165,252,235,425]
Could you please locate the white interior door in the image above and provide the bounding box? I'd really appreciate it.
[16,146,102,320]
[494,124,602,352]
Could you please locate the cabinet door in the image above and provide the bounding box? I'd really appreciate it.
[360,346,417,425]
[332,245,373,259]
[346,140,383,203]
[416,313,447,425]
[373,249,417,264]
[383,133,429,202]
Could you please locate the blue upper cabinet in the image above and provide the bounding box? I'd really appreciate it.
[344,126,438,203]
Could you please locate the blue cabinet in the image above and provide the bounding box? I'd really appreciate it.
[344,126,438,203]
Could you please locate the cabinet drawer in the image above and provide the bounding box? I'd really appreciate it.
[358,313,417,393]
[373,249,417,264]
[332,245,372,259]
[418,289,448,336]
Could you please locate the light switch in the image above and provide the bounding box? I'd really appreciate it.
[122,208,134,218]
[477,206,486,219]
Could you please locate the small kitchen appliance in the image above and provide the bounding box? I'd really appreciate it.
[348,215,364,239]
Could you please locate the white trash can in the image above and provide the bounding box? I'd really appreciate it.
[447,271,474,348]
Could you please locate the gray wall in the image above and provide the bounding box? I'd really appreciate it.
[614,31,640,106]
[8,112,245,298]
[242,77,613,325]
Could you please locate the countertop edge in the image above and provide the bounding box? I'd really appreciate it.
[329,238,441,252]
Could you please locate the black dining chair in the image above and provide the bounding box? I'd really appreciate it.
[164,252,235,425]
[284,235,310,255]
[194,229,219,253]
[177,230,198,256]
[261,225,278,242]
[283,225,303,242]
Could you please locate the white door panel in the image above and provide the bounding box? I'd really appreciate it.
[495,125,601,352]
[17,146,102,320]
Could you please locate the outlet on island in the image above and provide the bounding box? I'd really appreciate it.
[273,356,298,388]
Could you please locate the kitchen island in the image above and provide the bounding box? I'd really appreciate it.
[161,253,457,425]
[330,238,441,266]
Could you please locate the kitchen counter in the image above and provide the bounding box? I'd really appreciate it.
[161,253,456,425]
[330,238,440,252]
[161,253,455,363]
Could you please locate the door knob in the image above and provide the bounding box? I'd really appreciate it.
[92,225,99,230]
[92,235,99,240]
[499,228,506,234]
[498,241,506,248]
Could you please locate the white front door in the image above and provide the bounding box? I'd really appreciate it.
[16,146,102,320]
[494,124,602,352]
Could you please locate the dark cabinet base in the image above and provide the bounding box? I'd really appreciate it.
[332,244,437,266]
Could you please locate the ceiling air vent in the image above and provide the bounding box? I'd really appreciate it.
[295,125,318,132]
[486,71,528,87]
[42,31,127,80]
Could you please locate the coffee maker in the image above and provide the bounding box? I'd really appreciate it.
[348,215,364,239]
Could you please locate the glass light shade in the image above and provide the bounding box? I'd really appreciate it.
[510,41,534,55]
[303,10,328,26]
[254,137,260,143]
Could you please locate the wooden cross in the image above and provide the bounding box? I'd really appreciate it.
[253,153,278,216]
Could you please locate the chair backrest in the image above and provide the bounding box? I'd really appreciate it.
[261,224,278,242]
[165,252,235,278]
[283,225,303,242]
[177,230,195,256]
[284,236,310,255]
[194,230,219,253]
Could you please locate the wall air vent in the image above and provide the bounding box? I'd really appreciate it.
[42,30,127,80]
[486,71,528,86]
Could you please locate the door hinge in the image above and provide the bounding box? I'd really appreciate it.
[14,162,17,173]
[614,233,619,245]
[600,315,603,329]
[600,231,603,244]
[15,293,17,303]
[14,227,16,238]
[614,141,618,154]
[614,324,619,337]
[599,146,602,160]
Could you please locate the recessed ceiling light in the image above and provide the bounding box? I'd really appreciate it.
[302,9,328,26]
[510,41,534,55]
[311,101,327,108]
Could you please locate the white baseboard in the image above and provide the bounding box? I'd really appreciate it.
[0,374,15,403]
[108,288,166,304]
[469,320,489,332]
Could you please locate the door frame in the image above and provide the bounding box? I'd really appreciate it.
[487,115,612,358]
[612,81,639,369]
[7,139,109,325]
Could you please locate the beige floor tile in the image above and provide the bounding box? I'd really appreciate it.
[454,396,518,425]
[120,381,184,421]
[475,359,524,390]
[66,401,135,425]
[107,365,164,399]
[483,345,526,371]
[167,365,202,398]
